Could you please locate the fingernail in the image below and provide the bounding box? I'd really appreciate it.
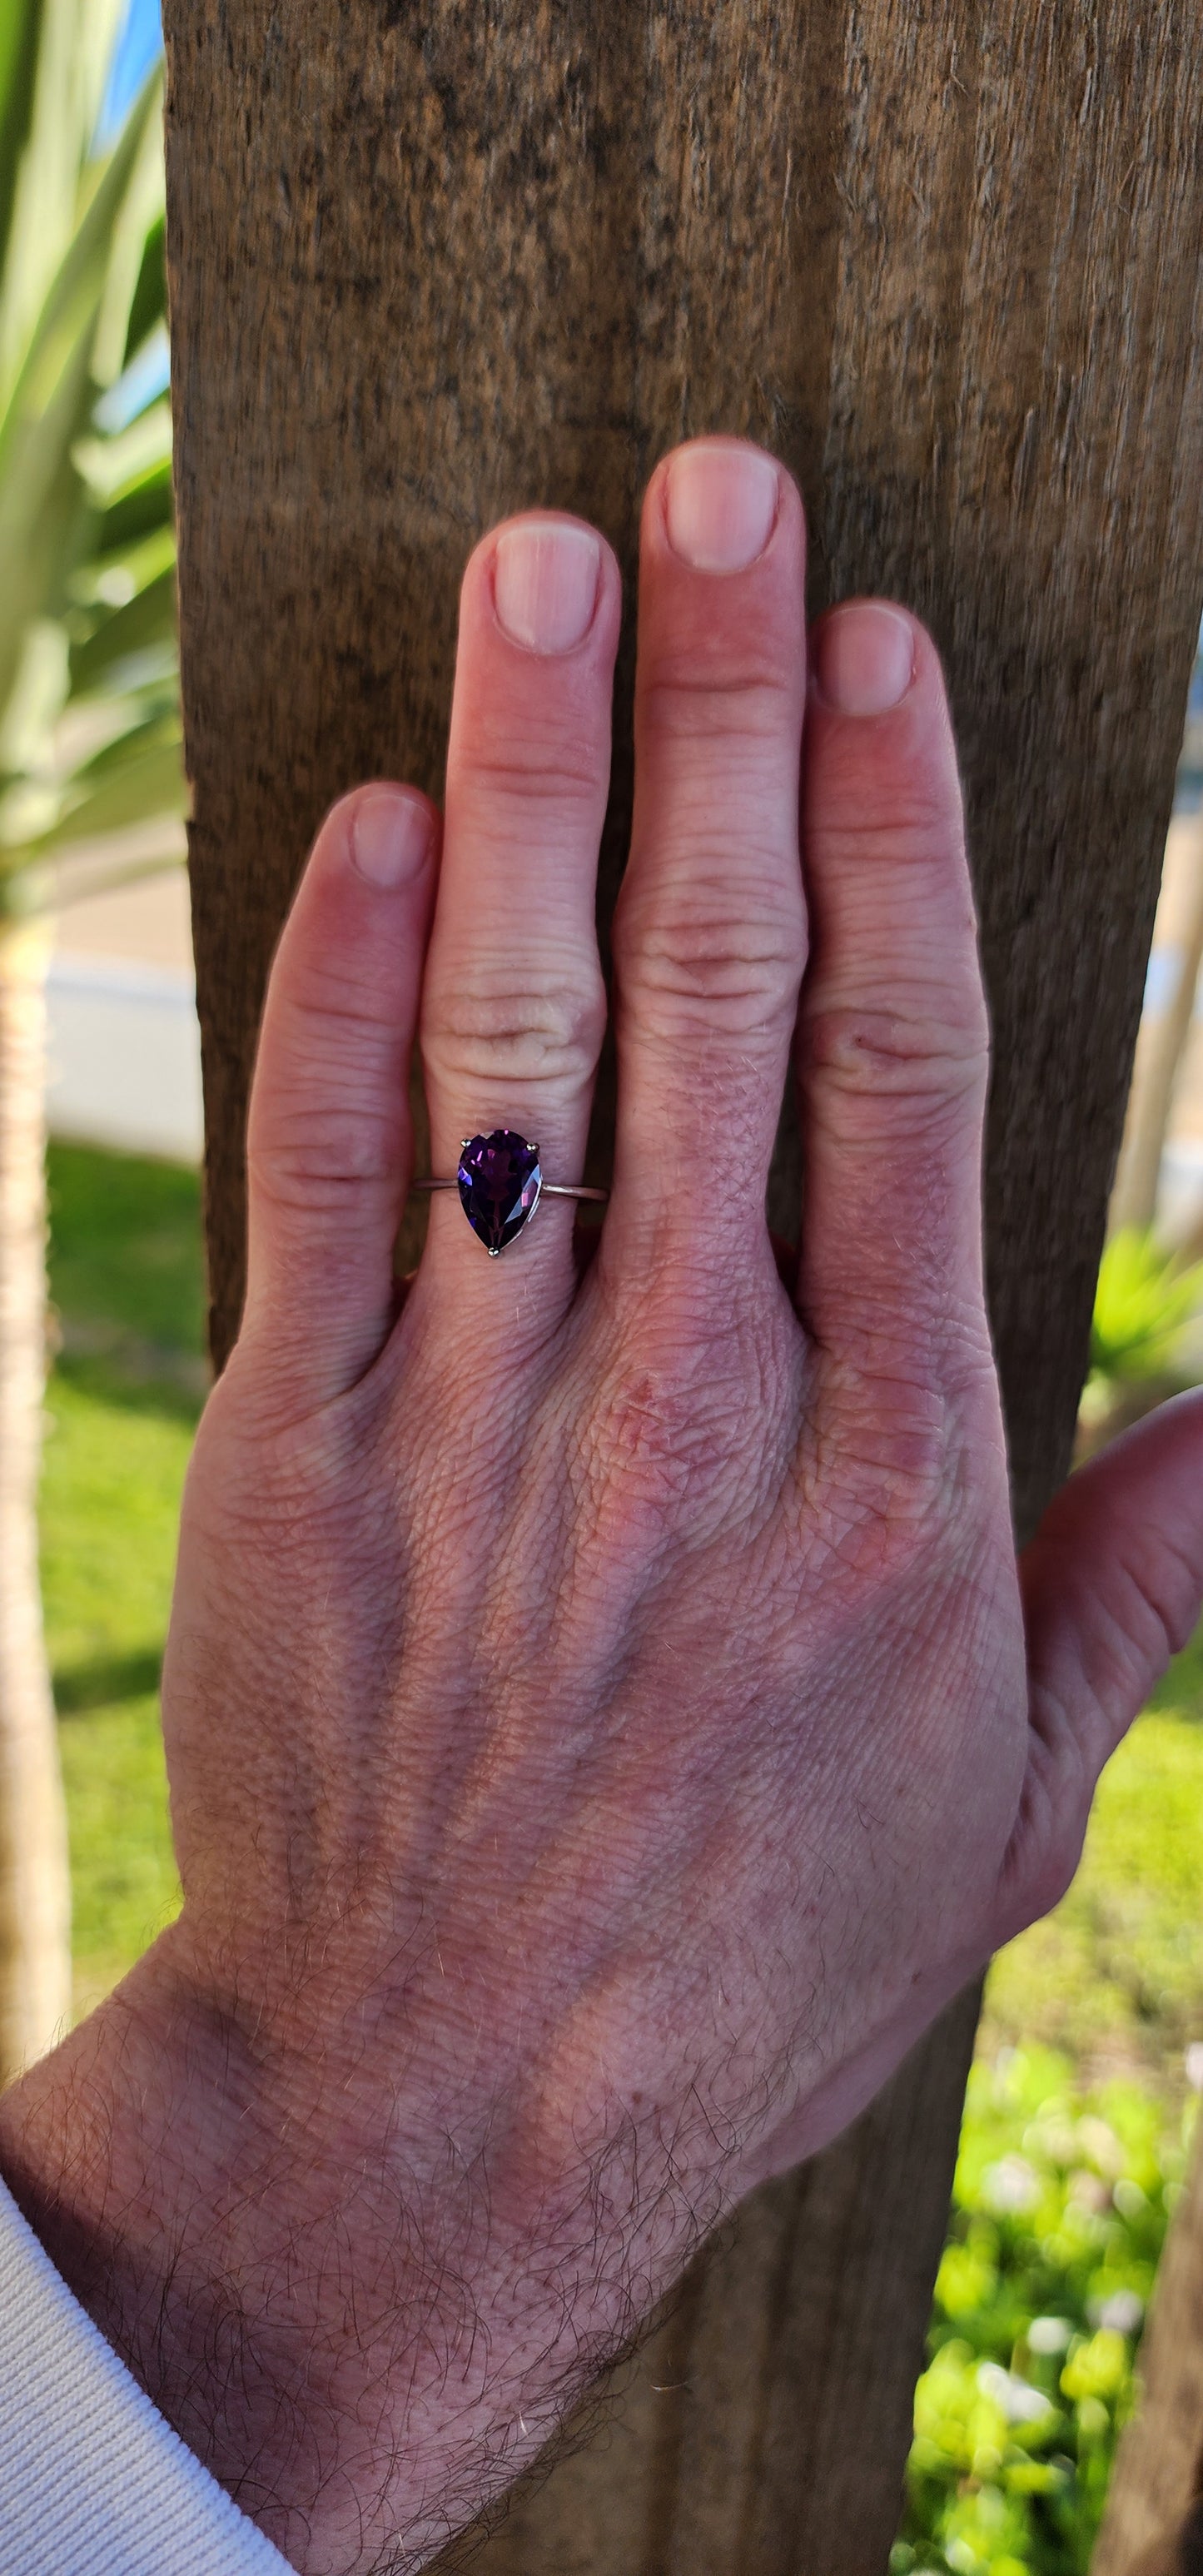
[817,604,914,715]
[494,519,600,653]
[664,442,779,573]
[350,788,432,888]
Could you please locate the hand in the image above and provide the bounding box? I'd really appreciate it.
[2,437,1201,2576]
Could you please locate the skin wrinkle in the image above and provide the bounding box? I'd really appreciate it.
[249,1103,410,1183]
[2,440,1202,2575]
[420,1003,606,1095]
[450,744,609,799]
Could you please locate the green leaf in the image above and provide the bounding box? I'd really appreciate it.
[0,2,44,281]
[0,72,162,714]
[122,210,166,363]
[91,82,164,390]
[72,390,172,506]
[0,0,127,393]
[0,15,178,913]
[0,62,159,441]
[69,563,176,694]
[1090,1229,1203,1385]
[72,521,175,610]
[95,454,172,557]
[26,723,185,849]
[65,704,176,783]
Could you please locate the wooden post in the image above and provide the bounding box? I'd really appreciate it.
[162,4,1203,2566]
[1094,2126,1203,2576]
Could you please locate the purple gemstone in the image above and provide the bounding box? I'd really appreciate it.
[457,1130,542,1256]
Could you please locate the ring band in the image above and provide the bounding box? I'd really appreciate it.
[413,1127,607,1257]
[415,1181,608,1197]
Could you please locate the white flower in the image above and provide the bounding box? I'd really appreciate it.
[1028,2315,1073,2355]
[977,2360,1052,2423]
[1088,2289,1144,2335]
[982,2154,1041,2214]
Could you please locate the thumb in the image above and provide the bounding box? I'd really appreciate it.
[1001,1387,1203,1935]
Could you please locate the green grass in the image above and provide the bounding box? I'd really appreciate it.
[47,1139,206,1365]
[42,1138,203,2012]
[982,1712,1203,2093]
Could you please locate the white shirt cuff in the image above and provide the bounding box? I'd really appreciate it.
[0,2172,291,2574]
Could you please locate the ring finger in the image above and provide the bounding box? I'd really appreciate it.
[415,512,620,1336]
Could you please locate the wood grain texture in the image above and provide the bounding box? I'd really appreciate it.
[162,2,1203,2566]
[1115,2503,1203,2576]
[1095,2129,1203,2576]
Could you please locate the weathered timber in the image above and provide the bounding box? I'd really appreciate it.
[1095,2126,1203,2576]
[162,3,1203,2568]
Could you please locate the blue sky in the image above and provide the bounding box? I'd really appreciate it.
[100,0,163,143]
[95,0,167,418]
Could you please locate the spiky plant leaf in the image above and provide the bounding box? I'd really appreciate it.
[0,6,182,927]
[0,72,162,722]
[0,0,127,396]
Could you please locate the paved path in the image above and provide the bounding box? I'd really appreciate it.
[47,858,201,1163]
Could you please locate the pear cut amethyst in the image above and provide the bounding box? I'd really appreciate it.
[457,1129,542,1255]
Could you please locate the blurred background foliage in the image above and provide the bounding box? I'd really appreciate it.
[893,2052,1192,2576]
[1076,1225,1203,1456]
[0,0,180,925]
[1090,1232,1203,1389]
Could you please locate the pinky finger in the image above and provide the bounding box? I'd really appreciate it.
[241,783,440,1402]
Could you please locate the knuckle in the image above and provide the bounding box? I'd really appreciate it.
[576,1290,778,1549]
[577,1356,718,1549]
[821,1334,992,1486]
[616,870,805,1038]
[248,1108,401,1211]
[811,778,966,851]
[802,996,987,1114]
[642,656,798,745]
[186,1386,354,1568]
[250,1003,405,1201]
[805,1414,948,1576]
[423,962,606,1091]
[457,709,608,815]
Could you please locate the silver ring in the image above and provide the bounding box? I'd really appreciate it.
[413,1128,608,1256]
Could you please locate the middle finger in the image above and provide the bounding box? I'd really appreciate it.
[609,440,808,1295]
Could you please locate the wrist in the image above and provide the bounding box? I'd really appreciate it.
[0,1926,659,2571]
[0,1943,286,2486]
